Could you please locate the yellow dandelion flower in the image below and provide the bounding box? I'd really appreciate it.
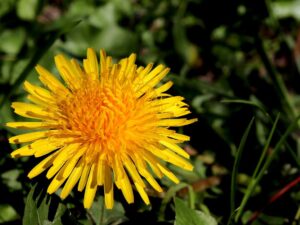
[7,48,197,209]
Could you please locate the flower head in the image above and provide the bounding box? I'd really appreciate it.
[7,48,197,209]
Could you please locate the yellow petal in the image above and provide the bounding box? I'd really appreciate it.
[56,158,78,181]
[83,163,98,209]
[56,147,85,180]
[11,102,54,120]
[158,118,198,127]
[24,81,54,104]
[136,63,154,80]
[6,121,54,129]
[97,159,105,186]
[111,157,124,183]
[71,59,84,78]
[52,143,80,166]
[28,151,59,178]
[134,182,150,205]
[125,54,136,76]
[47,173,67,194]
[100,49,107,74]
[124,158,145,188]
[11,145,35,158]
[132,154,163,192]
[167,132,190,141]
[33,139,60,157]
[142,151,163,178]
[9,131,48,144]
[47,157,65,179]
[35,65,69,95]
[149,145,193,171]
[11,139,58,158]
[85,48,99,80]
[157,163,179,183]
[118,173,134,204]
[60,158,84,199]
[154,81,173,95]
[137,67,170,97]
[159,140,189,159]
[78,163,91,191]
[104,165,114,209]
[54,55,81,90]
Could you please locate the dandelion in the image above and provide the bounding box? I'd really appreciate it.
[7,48,197,209]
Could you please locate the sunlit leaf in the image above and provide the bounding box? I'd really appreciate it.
[0,28,26,55]
[88,196,126,225]
[16,0,39,21]
[0,204,19,223]
[174,198,217,225]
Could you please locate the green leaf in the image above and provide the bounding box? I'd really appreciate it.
[23,183,67,225]
[113,0,133,17]
[0,0,17,18]
[272,1,300,20]
[174,198,217,225]
[88,196,126,225]
[1,169,22,191]
[172,20,196,66]
[67,0,94,18]
[96,26,138,56]
[17,0,39,21]
[159,183,188,221]
[0,28,26,55]
[0,204,19,223]
[89,3,118,28]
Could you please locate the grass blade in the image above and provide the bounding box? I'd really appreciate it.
[230,117,255,218]
[221,99,270,118]
[234,115,300,222]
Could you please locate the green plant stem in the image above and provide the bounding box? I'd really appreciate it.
[234,115,300,222]
[230,117,255,217]
[221,99,270,119]
[252,114,280,179]
[99,196,105,225]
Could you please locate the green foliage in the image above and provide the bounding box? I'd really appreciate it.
[0,204,19,223]
[16,0,39,21]
[174,197,217,225]
[23,184,66,225]
[87,197,126,225]
[0,28,26,55]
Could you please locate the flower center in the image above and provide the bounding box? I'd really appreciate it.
[55,78,157,156]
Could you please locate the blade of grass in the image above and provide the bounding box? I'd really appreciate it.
[252,114,280,179]
[221,99,300,168]
[187,185,196,210]
[230,117,255,218]
[221,99,270,119]
[169,74,234,98]
[234,115,300,222]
